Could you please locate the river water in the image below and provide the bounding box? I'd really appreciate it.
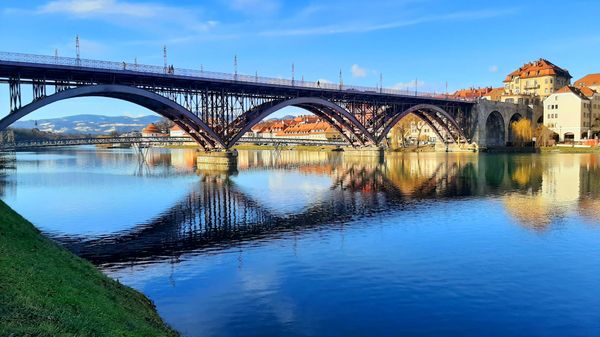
[2,148,600,336]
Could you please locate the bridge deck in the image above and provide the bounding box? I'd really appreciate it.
[0,51,474,104]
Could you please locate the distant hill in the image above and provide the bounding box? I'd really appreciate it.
[267,115,296,121]
[12,115,162,135]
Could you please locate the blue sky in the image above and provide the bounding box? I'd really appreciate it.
[1,0,600,120]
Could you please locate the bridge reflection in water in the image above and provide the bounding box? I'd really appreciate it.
[31,150,600,269]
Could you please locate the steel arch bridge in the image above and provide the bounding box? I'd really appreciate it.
[0,52,476,150]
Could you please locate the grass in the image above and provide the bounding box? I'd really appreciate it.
[0,200,179,337]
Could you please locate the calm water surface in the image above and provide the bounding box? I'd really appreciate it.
[2,147,600,336]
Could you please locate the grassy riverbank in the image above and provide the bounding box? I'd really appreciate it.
[0,201,178,336]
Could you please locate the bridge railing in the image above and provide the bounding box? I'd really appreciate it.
[0,51,470,101]
[0,135,348,150]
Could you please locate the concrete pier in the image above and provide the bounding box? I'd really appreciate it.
[197,150,238,171]
[343,147,385,162]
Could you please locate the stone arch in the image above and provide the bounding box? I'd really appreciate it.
[485,111,506,146]
[0,84,226,149]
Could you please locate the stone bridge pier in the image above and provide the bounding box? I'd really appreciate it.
[470,100,535,148]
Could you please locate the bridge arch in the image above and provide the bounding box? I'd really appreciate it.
[226,97,376,147]
[0,84,226,149]
[508,112,523,144]
[485,111,506,146]
[377,104,467,145]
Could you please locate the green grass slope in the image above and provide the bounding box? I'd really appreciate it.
[0,201,178,336]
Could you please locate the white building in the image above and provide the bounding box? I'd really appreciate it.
[169,124,189,138]
[543,86,600,141]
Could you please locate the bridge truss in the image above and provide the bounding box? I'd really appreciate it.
[0,52,476,150]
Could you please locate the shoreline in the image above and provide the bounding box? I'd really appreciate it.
[0,200,178,336]
[197,144,600,154]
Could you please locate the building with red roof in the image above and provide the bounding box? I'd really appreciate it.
[543,85,600,141]
[574,74,600,92]
[502,58,571,105]
[142,123,168,137]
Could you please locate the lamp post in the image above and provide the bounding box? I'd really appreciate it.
[75,35,80,66]
[163,45,167,74]
[234,54,238,81]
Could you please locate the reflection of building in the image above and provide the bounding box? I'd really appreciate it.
[502,58,571,105]
[170,149,196,170]
[543,86,600,141]
[142,124,167,137]
[501,154,600,230]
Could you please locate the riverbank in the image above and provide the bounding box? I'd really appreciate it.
[540,146,600,153]
[0,201,178,336]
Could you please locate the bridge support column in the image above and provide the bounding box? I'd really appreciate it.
[197,150,238,172]
[343,146,384,162]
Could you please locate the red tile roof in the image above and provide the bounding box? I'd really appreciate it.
[451,87,493,99]
[574,73,600,88]
[142,123,159,133]
[555,85,596,100]
[504,58,571,82]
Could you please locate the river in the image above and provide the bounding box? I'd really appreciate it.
[2,148,600,336]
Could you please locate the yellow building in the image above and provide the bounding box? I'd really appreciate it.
[502,58,571,105]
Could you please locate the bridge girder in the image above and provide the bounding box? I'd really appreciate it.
[1,79,474,149]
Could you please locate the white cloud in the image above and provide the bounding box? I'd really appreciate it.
[40,0,161,17]
[260,8,519,37]
[38,0,217,34]
[351,64,367,78]
[489,65,499,73]
[392,80,425,91]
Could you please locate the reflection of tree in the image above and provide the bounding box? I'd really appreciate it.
[384,154,482,198]
[580,154,600,198]
[503,154,600,231]
[507,155,543,189]
[0,154,16,198]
